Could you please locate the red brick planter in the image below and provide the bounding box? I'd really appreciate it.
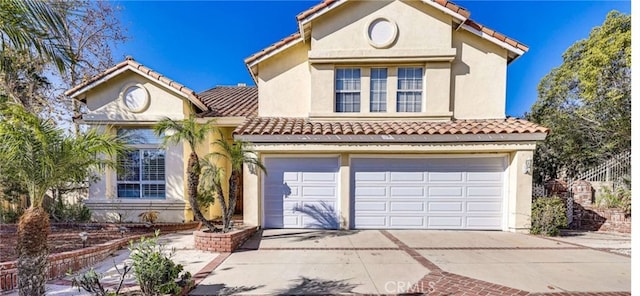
[194,227,257,253]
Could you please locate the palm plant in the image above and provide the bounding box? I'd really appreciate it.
[0,103,124,295]
[0,0,72,73]
[206,134,265,233]
[154,116,218,231]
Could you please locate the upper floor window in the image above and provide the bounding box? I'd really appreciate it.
[397,67,423,112]
[116,128,166,199]
[370,68,387,112]
[335,68,361,112]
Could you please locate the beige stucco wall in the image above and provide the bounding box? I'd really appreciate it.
[242,142,537,232]
[507,150,534,232]
[257,42,311,117]
[311,0,452,52]
[451,29,508,119]
[82,70,187,122]
[256,0,510,121]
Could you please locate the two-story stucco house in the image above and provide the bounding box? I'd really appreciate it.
[66,0,548,232]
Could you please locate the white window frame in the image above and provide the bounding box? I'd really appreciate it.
[335,68,361,112]
[370,68,388,112]
[116,129,166,199]
[396,67,424,112]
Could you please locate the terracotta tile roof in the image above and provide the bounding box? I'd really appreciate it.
[234,117,549,136]
[431,0,470,18]
[296,0,339,21]
[244,32,301,65]
[197,86,258,117]
[65,57,207,110]
[464,19,528,52]
[245,0,528,66]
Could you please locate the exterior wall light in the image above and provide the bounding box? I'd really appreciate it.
[523,158,533,175]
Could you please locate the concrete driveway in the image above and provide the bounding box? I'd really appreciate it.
[189,229,630,295]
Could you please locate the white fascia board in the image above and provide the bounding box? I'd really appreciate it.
[236,133,548,143]
[298,0,348,30]
[420,0,468,22]
[67,67,130,99]
[245,37,304,69]
[461,24,525,56]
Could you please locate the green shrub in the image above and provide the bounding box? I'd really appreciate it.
[0,206,22,223]
[50,199,92,223]
[531,196,567,236]
[597,183,631,216]
[129,230,192,296]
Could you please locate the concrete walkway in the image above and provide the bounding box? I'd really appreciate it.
[21,229,629,295]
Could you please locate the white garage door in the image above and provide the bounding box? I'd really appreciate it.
[263,157,340,229]
[353,157,505,230]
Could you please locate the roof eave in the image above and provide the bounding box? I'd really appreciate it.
[235,132,548,143]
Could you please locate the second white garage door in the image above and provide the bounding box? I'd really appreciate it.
[352,157,506,230]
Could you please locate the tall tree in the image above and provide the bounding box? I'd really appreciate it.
[0,104,124,295]
[526,11,630,183]
[154,116,218,231]
[204,136,265,233]
[59,0,127,134]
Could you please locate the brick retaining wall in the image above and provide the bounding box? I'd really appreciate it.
[0,222,198,292]
[194,227,257,253]
[573,204,631,234]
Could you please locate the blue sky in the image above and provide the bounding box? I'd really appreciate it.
[112,0,630,117]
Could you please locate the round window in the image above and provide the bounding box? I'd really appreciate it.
[367,18,397,48]
[121,84,149,113]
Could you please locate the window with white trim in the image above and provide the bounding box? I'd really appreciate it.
[116,129,166,199]
[335,68,361,112]
[370,68,387,112]
[397,67,423,112]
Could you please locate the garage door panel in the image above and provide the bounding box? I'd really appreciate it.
[282,172,299,182]
[356,216,387,227]
[390,172,425,182]
[301,186,336,197]
[390,187,424,197]
[428,201,463,212]
[390,201,425,211]
[467,201,502,212]
[390,216,424,227]
[428,216,463,228]
[355,201,387,211]
[302,172,337,182]
[353,157,505,230]
[467,217,501,228]
[355,186,387,197]
[428,187,463,197]
[467,187,502,197]
[355,172,387,181]
[468,172,502,181]
[428,172,463,182]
